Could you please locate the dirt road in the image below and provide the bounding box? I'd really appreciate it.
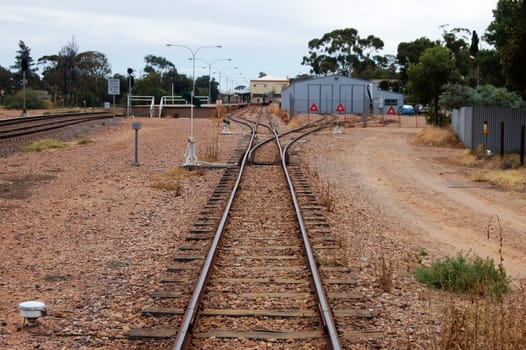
[301,124,526,280]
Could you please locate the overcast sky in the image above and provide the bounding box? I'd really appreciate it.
[1,0,497,87]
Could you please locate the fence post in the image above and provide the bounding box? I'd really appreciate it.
[500,122,504,159]
[521,125,525,166]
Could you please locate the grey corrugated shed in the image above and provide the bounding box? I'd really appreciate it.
[281,75,404,115]
[452,107,526,152]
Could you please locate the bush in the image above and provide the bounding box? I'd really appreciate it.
[413,252,509,298]
[4,88,49,109]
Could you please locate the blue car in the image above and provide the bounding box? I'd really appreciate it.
[398,105,415,115]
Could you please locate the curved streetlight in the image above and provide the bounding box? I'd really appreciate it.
[192,58,232,103]
[212,66,238,94]
[224,72,243,103]
[166,44,221,168]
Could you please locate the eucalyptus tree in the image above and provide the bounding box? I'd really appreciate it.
[301,28,384,78]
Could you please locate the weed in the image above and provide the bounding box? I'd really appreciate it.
[200,136,219,162]
[77,138,94,145]
[25,139,67,152]
[413,251,509,298]
[415,247,429,264]
[319,181,335,212]
[377,255,394,292]
[150,166,205,196]
[267,103,289,122]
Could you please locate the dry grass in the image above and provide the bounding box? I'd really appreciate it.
[429,288,526,350]
[288,118,303,128]
[199,136,220,162]
[318,181,335,212]
[459,149,526,192]
[25,139,68,152]
[268,103,289,123]
[150,166,205,195]
[413,126,463,148]
[77,138,94,145]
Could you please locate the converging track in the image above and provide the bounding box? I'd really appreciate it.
[0,112,118,140]
[130,107,381,349]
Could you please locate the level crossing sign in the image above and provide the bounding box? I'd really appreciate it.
[309,103,319,112]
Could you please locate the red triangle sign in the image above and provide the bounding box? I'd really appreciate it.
[387,106,396,115]
[336,103,345,112]
[309,103,319,112]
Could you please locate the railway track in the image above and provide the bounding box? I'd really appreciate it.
[130,108,381,349]
[0,111,118,140]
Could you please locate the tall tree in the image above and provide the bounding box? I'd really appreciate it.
[77,51,111,106]
[441,26,473,82]
[11,40,39,89]
[301,28,384,78]
[0,65,14,95]
[39,38,111,106]
[485,0,526,98]
[407,46,456,125]
[396,37,438,88]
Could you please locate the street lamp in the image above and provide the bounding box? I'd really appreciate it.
[192,58,231,104]
[212,66,238,94]
[225,72,243,103]
[166,44,221,168]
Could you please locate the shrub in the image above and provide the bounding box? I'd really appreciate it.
[4,89,49,109]
[413,252,509,298]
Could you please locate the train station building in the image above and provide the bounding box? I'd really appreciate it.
[249,76,290,104]
[280,75,404,115]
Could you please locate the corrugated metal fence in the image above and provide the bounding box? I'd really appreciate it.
[452,107,526,153]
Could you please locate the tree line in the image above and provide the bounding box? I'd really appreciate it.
[0,0,524,123]
[0,39,218,110]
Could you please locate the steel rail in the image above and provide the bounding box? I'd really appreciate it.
[171,115,258,350]
[0,114,116,140]
[280,124,343,350]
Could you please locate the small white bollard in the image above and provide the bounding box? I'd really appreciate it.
[19,301,46,327]
[221,119,232,134]
[333,122,343,135]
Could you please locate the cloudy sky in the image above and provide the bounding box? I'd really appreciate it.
[1,0,497,87]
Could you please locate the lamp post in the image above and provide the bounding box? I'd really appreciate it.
[192,58,231,104]
[225,72,243,103]
[212,66,238,95]
[166,44,221,168]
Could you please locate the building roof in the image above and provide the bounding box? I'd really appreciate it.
[250,75,289,82]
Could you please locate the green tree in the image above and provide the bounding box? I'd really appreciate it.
[11,40,40,90]
[477,49,505,86]
[39,38,111,106]
[485,0,526,98]
[301,28,384,78]
[407,46,456,125]
[441,26,473,81]
[0,65,14,97]
[396,37,438,89]
[77,51,111,106]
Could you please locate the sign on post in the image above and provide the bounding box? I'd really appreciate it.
[108,79,120,95]
[108,78,120,119]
